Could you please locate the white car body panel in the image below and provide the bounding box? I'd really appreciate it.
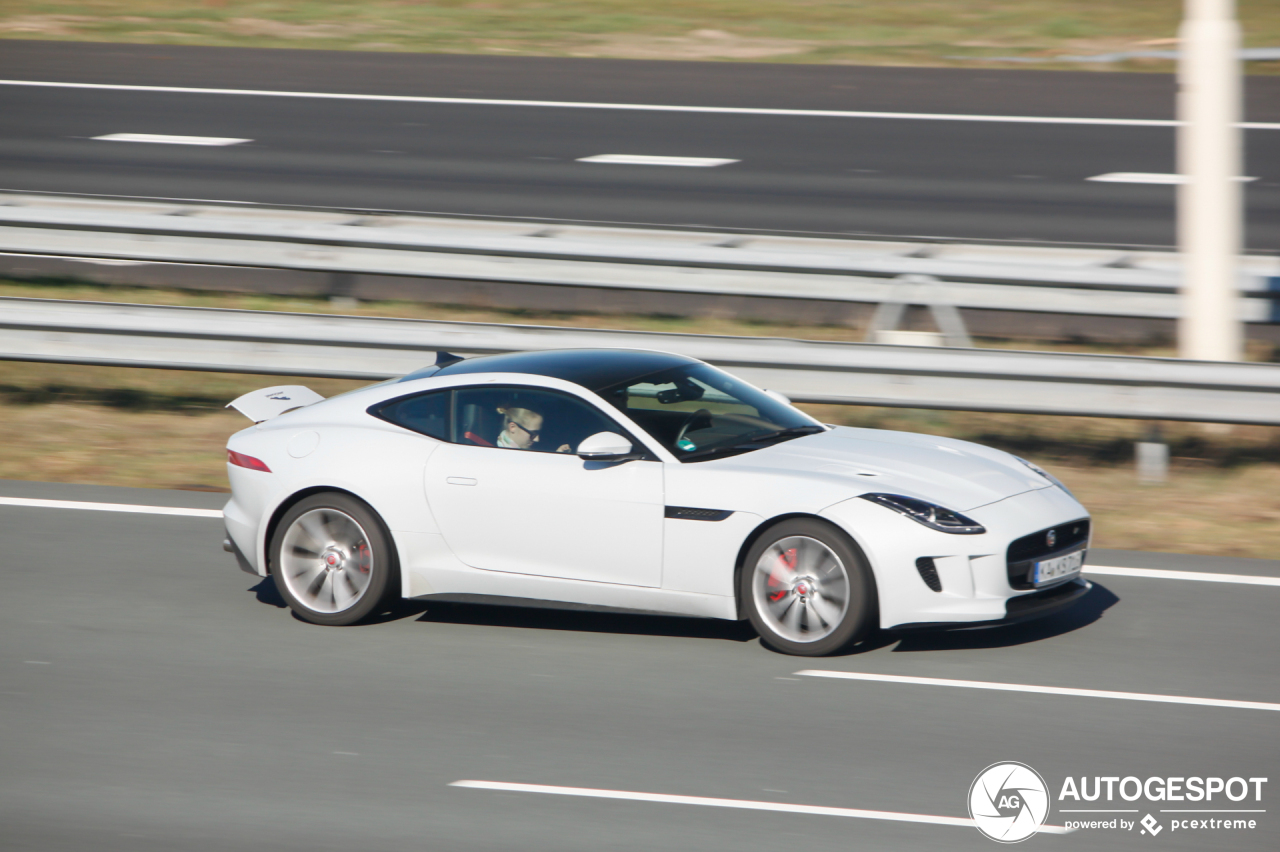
[223,351,1092,631]
[424,441,664,586]
[701,427,1051,513]
[662,510,764,598]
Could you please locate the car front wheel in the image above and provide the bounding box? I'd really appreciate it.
[741,519,876,656]
[270,492,399,626]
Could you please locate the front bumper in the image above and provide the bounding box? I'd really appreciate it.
[821,485,1093,631]
[889,577,1093,632]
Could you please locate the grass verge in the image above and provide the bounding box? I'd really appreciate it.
[2,1,1278,72]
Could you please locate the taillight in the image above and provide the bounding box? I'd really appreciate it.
[227,449,271,472]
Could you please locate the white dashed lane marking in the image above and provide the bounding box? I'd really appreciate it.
[576,154,739,167]
[795,671,1280,713]
[92,133,251,146]
[1087,172,1259,184]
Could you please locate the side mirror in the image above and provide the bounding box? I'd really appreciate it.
[764,389,791,406]
[577,431,638,461]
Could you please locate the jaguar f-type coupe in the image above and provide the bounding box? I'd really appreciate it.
[223,348,1091,655]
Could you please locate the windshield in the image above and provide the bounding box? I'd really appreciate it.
[598,363,824,461]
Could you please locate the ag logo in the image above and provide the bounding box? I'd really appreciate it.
[969,762,1051,843]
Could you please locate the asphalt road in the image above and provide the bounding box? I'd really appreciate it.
[2,478,1277,852]
[1,40,1278,248]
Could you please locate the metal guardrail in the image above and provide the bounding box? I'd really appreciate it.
[2,194,1278,322]
[4,296,1279,426]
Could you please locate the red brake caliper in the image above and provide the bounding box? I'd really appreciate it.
[767,547,798,601]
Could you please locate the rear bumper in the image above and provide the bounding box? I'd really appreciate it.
[223,528,258,576]
[222,491,267,576]
[889,577,1093,633]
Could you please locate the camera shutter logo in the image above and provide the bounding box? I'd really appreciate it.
[969,762,1051,843]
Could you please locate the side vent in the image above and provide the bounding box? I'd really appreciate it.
[915,557,943,592]
[664,506,733,522]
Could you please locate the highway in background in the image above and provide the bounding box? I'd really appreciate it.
[2,479,1277,852]
[1,40,1278,249]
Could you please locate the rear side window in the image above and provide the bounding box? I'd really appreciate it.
[371,390,451,441]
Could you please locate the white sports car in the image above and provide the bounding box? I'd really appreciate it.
[222,348,1092,656]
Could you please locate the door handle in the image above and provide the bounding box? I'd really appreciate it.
[446,476,478,486]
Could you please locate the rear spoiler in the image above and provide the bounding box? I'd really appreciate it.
[227,385,325,423]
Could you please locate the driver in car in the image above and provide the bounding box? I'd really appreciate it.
[496,405,571,453]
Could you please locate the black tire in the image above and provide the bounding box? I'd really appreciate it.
[270,492,399,626]
[739,518,877,656]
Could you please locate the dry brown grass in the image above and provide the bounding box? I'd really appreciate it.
[0,361,366,491]
[1049,462,1280,559]
[0,401,244,491]
[1,1,1278,72]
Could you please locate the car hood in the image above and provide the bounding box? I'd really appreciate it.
[713,426,1050,512]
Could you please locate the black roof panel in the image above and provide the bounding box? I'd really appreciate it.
[432,348,698,391]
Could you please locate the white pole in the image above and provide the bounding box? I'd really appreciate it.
[1177,0,1243,361]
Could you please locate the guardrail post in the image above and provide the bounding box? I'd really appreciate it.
[1177,0,1244,362]
[328,271,357,308]
[1136,423,1170,484]
[866,274,972,347]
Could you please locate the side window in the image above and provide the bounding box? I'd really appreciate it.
[372,390,451,441]
[453,386,622,453]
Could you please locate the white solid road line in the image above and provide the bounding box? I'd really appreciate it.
[0,496,222,518]
[577,154,739,167]
[92,133,251,146]
[1087,172,1259,184]
[449,780,1072,834]
[795,671,1280,713]
[4,79,1280,129]
[1085,564,1280,587]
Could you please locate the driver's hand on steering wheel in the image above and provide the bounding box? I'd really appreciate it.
[556,444,571,453]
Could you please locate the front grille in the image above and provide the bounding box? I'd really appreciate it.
[1007,519,1090,589]
[915,557,942,592]
[1008,520,1090,563]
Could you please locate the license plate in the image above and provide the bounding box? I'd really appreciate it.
[1034,550,1084,584]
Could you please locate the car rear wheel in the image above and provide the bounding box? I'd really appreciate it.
[740,519,876,656]
[271,492,399,626]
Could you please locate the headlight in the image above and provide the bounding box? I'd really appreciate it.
[1016,457,1076,499]
[858,493,986,535]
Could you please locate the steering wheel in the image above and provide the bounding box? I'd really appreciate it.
[674,408,714,449]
